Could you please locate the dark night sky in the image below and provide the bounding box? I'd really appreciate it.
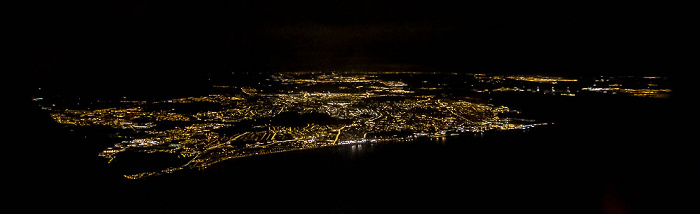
[7,2,694,213]
[12,1,683,95]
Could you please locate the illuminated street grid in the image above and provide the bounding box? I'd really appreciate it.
[43,72,550,179]
[40,72,670,179]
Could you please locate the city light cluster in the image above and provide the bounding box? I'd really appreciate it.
[42,72,545,179]
[506,75,578,83]
[39,72,669,179]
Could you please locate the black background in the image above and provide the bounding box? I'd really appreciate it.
[12,1,687,95]
[9,1,694,213]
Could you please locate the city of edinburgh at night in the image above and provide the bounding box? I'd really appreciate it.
[10,1,693,214]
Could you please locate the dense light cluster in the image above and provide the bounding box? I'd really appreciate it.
[44,72,548,179]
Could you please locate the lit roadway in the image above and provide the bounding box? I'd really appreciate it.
[43,72,547,179]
